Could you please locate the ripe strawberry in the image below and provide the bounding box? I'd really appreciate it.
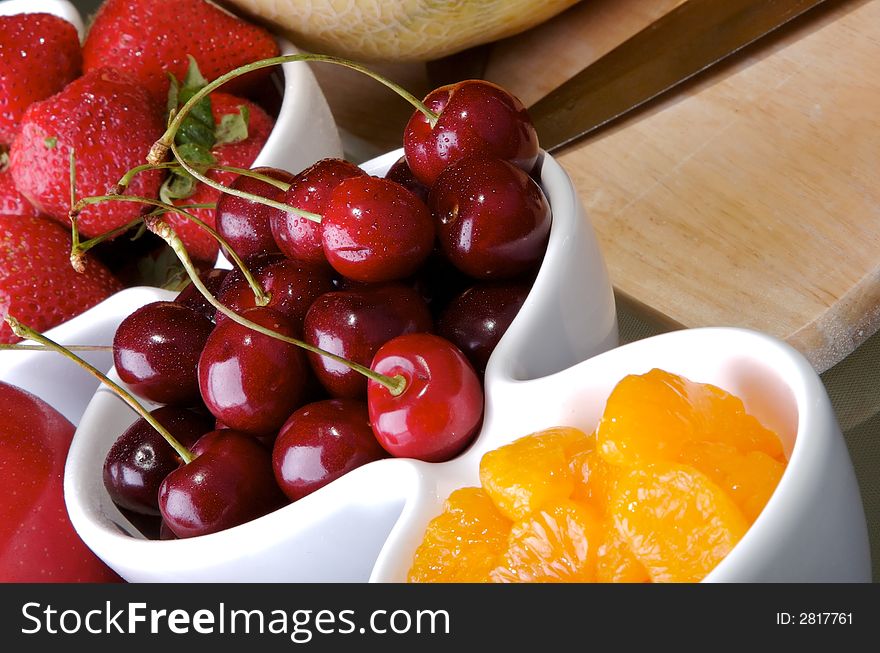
[0,214,122,344]
[166,93,274,263]
[0,13,81,145]
[9,67,166,239]
[0,163,38,218]
[82,0,279,104]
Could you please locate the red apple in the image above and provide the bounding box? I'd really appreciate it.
[0,381,121,582]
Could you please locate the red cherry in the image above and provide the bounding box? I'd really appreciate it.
[216,167,295,260]
[158,430,286,538]
[215,258,334,333]
[438,281,531,376]
[0,381,121,581]
[430,155,551,279]
[198,307,310,436]
[367,333,483,462]
[174,268,229,322]
[113,301,214,405]
[322,176,434,283]
[385,156,429,204]
[272,399,387,501]
[271,158,366,264]
[103,406,212,516]
[303,283,433,398]
[404,79,539,186]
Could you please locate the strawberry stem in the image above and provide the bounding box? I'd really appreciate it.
[69,195,270,307]
[3,315,195,464]
[147,217,407,397]
[150,54,437,167]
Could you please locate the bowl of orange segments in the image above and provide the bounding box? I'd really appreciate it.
[369,328,870,583]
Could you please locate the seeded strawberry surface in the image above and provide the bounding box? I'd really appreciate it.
[82,0,280,104]
[0,13,81,145]
[0,166,38,218]
[0,214,122,343]
[9,67,166,239]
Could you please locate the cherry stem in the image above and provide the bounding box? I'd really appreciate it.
[116,162,291,194]
[69,149,81,261]
[4,315,195,464]
[150,53,437,168]
[69,194,270,307]
[170,140,321,223]
[147,217,407,397]
[0,344,112,352]
[70,204,216,268]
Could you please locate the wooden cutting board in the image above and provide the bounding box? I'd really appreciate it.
[315,0,880,372]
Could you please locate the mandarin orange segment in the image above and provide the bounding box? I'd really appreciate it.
[597,368,783,465]
[479,427,588,521]
[407,487,511,583]
[610,461,749,583]
[596,520,651,583]
[678,441,785,523]
[569,439,618,513]
[489,500,602,583]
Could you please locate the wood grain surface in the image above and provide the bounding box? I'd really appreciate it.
[316,0,880,371]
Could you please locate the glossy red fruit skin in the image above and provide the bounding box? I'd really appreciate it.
[403,79,539,187]
[159,430,286,538]
[113,301,214,405]
[438,281,531,376]
[322,177,435,283]
[271,158,366,264]
[430,155,551,279]
[103,406,211,516]
[0,13,81,144]
[198,307,310,436]
[0,381,121,582]
[304,284,433,399]
[272,399,387,501]
[216,167,295,260]
[82,0,279,104]
[10,67,165,238]
[385,156,429,204]
[166,93,275,263]
[0,214,122,344]
[215,258,334,334]
[368,333,483,462]
[174,268,229,322]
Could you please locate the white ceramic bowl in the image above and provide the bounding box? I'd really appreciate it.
[372,327,871,582]
[0,0,342,423]
[0,0,83,35]
[62,150,622,582]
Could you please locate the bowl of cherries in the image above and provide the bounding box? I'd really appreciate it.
[51,68,618,582]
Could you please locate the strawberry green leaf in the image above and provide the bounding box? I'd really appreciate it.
[136,244,189,291]
[166,73,180,118]
[215,105,250,146]
[171,56,215,151]
[176,142,215,167]
[159,170,198,205]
